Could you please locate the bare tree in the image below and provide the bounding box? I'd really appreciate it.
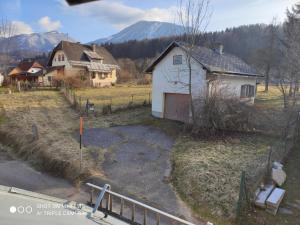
[0,18,15,76]
[176,0,212,123]
[277,3,300,108]
[263,18,278,92]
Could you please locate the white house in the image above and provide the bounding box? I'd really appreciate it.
[47,41,119,87]
[145,41,262,123]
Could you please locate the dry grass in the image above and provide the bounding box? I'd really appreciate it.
[0,90,96,180]
[255,85,287,110]
[170,85,294,224]
[172,135,278,220]
[0,89,153,183]
[75,84,152,108]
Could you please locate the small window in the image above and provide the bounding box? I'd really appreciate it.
[62,55,64,61]
[91,72,96,79]
[58,55,61,61]
[241,85,255,98]
[173,55,182,65]
[48,76,52,82]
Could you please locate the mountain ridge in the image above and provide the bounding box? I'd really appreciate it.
[0,31,76,53]
[90,20,185,44]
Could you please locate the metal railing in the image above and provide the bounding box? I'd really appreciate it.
[86,183,198,225]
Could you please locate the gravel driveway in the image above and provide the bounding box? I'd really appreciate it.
[82,125,197,222]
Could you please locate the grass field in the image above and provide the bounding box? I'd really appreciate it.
[170,85,297,224]
[74,84,152,109]
[255,85,285,109]
[0,85,298,225]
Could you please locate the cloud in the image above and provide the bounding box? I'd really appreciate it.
[58,0,177,30]
[11,21,33,35]
[38,16,62,31]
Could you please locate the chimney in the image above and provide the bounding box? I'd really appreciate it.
[92,44,96,52]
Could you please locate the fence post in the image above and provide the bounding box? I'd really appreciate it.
[236,171,246,224]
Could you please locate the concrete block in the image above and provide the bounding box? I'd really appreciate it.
[255,184,275,208]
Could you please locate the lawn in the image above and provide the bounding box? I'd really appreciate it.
[170,85,296,224]
[74,84,152,109]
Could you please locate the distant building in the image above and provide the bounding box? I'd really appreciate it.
[8,59,45,84]
[146,41,263,123]
[47,41,119,87]
[0,72,4,86]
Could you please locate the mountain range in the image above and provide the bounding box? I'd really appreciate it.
[0,31,75,53]
[0,21,184,55]
[90,21,185,44]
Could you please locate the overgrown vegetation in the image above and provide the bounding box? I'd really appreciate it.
[170,84,299,224]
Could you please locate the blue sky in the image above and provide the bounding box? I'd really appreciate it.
[0,0,298,42]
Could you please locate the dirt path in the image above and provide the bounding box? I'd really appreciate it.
[81,125,199,223]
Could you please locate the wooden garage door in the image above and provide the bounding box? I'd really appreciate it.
[164,93,190,122]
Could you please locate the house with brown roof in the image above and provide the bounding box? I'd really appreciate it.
[47,41,119,87]
[9,59,45,84]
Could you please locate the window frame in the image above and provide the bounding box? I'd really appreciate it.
[173,55,183,65]
[241,84,255,98]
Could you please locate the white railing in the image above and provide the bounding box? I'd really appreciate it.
[86,183,200,225]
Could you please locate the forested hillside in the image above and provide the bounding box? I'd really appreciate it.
[103,24,283,80]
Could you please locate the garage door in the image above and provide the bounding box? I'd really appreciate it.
[164,93,190,123]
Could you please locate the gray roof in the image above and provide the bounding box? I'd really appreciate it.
[146,41,261,77]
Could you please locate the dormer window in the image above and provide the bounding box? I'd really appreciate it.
[173,55,182,65]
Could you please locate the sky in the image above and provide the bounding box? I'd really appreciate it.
[0,0,298,42]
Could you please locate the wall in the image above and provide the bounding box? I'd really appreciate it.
[151,47,207,118]
[52,50,71,68]
[0,74,4,86]
[151,47,258,119]
[43,70,57,86]
[52,50,117,88]
[211,75,257,104]
[91,68,117,87]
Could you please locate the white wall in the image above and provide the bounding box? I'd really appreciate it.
[151,47,258,119]
[0,74,4,86]
[152,47,207,118]
[212,75,257,103]
[52,50,71,68]
[27,68,42,73]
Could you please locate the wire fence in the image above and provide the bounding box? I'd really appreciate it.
[61,83,151,116]
[235,111,300,223]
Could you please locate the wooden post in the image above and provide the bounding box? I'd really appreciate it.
[79,117,83,171]
[79,97,82,114]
